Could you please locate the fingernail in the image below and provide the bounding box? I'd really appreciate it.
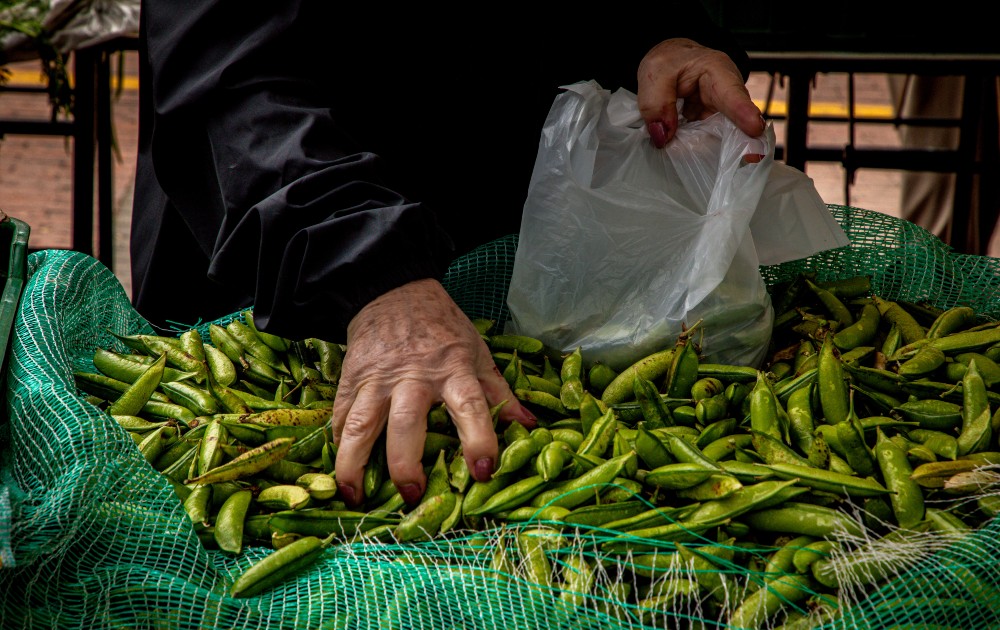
[337,483,357,506]
[474,457,495,482]
[517,407,538,429]
[398,483,423,506]
[759,114,767,130]
[648,121,667,148]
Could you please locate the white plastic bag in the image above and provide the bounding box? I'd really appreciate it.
[752,161,851,265]
[506,80,779,370]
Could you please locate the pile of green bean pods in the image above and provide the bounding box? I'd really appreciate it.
[74,276,1000,626]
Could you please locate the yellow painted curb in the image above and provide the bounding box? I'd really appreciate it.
[2,68,139,91]
[755,99,894,119]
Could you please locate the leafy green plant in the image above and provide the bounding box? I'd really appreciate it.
[0,0,72,116]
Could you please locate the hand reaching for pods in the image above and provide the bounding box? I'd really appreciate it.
[330,278,537,507]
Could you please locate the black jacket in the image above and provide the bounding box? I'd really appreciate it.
[131,2,749,339]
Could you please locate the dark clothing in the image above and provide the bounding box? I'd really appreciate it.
[132,2,749,340]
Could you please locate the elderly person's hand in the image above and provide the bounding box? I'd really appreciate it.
[638,38,765,149]
[330,278,537,507]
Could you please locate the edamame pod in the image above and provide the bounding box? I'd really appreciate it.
[108,353,168,417]
[601,348,675,405]
[230,532,337,598]
[817,335,849,425]
[215,489,253,554]
[395,491,458,542]
[185,436,296,485]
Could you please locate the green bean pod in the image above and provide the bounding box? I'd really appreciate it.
[665,338,700,399]
[765,462,890,498]
[807,278,854,328]
[575,408,617,461]
[196,418,227,478]
[561,500,648,528]
[558,347,585,411]
[633,375,672,429]
[957,360,993,456]
[230,532,337,598]
[897,345,947,379]
[832,302,879,351]
[873,296,926,346]
[600,348,675,405]
[183,483,212,526]
[310,338,344,385]
[881,322,902,358]
[817,335,850,425]
[927,305,977,339]
[750,431,814,468]
[643,462,718,490]
[241,309,291,353]
[586,362,617,395]
[137,424,178,463]
[107,353,168,417]
[835,413,876,478]
[905,428,958,461]
[531,451,636,510]
[186,436,296,485]
[93,347,197,384]
[785,384,816,454]
[395,491,458,542]
[742,501,865,539]
[227,319,286,373]
[215,489,253,554]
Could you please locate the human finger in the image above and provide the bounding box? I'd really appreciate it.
[439,370,501,483]
[384,380,433,505]
[638,38,710,147]
[637,59,680,148]
[332,385,388,507]
[704,77,765,138]
[328,357,360,446]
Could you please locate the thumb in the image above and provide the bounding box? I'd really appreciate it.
[715,82,765,138]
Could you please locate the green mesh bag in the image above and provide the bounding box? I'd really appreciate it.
[760,206,1000,319]
[2,206,1000,629]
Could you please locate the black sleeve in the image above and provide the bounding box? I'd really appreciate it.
[135,1,455,340]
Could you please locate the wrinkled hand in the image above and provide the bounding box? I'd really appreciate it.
[638,38,765,148]
[330,278,536,507]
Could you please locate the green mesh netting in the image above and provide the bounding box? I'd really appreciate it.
[441,233,519,327]
[1,205,1000,629]
[759,206,1000,319]
[443,206,1000,332]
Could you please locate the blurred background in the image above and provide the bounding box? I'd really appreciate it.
[0,1,997,300]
